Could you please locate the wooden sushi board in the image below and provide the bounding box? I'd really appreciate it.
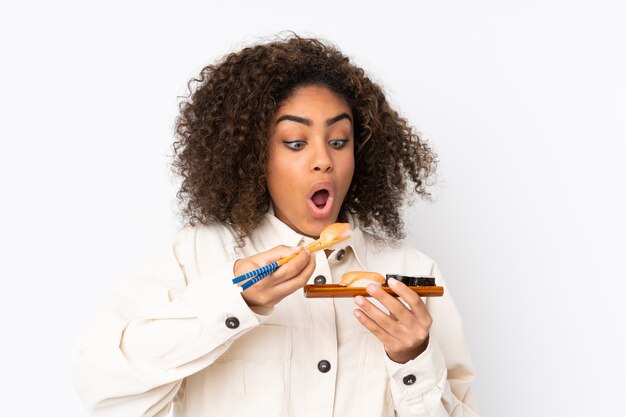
[303,284,444,298]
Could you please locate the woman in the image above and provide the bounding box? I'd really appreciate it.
[71,34,479,417]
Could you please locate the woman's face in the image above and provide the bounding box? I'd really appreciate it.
[267,85,355,238]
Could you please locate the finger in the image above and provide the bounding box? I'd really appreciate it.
[364,284,415,325]
[353,308,398,347]
[386,278,429,317]
[257,245,303,265]
[354,295,401,334]
[271,249,312,284]
[299,252,317,283]
[273,252,316,293]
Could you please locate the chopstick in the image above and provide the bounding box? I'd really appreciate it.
[231,261,279,284]
[233,235,350,290]
[277,235,350,267]
[302,225,350,252]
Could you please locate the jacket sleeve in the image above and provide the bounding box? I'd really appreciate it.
[385,263,480,417]
[70,229,270,417]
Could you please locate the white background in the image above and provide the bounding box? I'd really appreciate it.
[1,1,625,416]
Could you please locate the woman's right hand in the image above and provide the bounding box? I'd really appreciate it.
[234,245,316,310]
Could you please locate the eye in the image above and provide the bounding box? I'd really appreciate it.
[329,139,348,149]
[283,140,306,150]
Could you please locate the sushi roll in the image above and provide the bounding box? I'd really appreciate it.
[384,274,436,287]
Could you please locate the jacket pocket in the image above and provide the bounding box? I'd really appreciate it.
[204,324,291,416]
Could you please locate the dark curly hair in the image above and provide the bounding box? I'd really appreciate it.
[172,33,438,242]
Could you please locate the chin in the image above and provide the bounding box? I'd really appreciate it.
[293,222,323,239]
[274,204,341,238]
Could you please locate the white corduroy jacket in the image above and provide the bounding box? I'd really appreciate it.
[71,211,479,417]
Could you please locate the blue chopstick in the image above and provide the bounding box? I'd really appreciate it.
[240,267,276,290]
[232,261,279,284]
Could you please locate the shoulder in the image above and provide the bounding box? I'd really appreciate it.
[170,221,235,241]
[167,222,240,264]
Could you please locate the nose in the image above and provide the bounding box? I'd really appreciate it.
[311,141,332,173]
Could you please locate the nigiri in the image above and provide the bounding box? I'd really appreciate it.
[305,222,351,251]
[320,222,350,244]
[338,271,385,287]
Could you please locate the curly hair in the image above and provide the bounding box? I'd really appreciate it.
[172,33,438,242]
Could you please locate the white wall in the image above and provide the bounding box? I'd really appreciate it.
[1,1,624,416]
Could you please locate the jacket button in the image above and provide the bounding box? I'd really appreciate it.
[314,275,326,284]
[317,360,331,373]
[225,317,240,329]
[403,374,416,385]
[336,249,346,261]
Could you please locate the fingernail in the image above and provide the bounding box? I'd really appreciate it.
[388,277,398,287]
[366,284,377,295]
[354,296,364,305]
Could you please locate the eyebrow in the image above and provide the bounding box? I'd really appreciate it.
[275,113,352,127]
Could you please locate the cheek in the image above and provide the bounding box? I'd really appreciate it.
[267,147,286,184]
[267,157,299,199]
[338,154,355,187]
[270,158,294,181]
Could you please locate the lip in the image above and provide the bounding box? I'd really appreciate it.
[307,181,335,219]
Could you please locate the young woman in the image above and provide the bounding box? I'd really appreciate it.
[71,35,479,417]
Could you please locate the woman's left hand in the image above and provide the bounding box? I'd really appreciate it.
[353,278,432,364]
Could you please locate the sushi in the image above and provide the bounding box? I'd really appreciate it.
[384,274,436,287]
[338,271,386,287]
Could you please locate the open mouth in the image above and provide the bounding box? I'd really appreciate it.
[308,182,335,218]
[311,189,330,209]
